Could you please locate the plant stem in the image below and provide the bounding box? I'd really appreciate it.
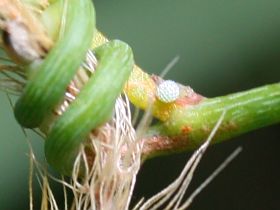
[93,33,280,159]
[142,83,280,160]
[2,1,280,162]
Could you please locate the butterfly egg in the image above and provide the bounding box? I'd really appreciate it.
[156,80,180,103]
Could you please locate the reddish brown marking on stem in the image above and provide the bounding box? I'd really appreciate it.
[213,120,239,139]
[181,125,192,135]
[151,74,162,85]
[141,135,191,160]
[175,94,205,107]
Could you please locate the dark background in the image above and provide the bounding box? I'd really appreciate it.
[0,0,280,209]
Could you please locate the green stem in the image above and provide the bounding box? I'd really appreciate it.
[1,0,279,171]
[142,83,280,160]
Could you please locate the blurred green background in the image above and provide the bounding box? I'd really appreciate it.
[1,0,280,209]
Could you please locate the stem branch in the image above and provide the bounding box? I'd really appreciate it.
[142,83,280,160]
